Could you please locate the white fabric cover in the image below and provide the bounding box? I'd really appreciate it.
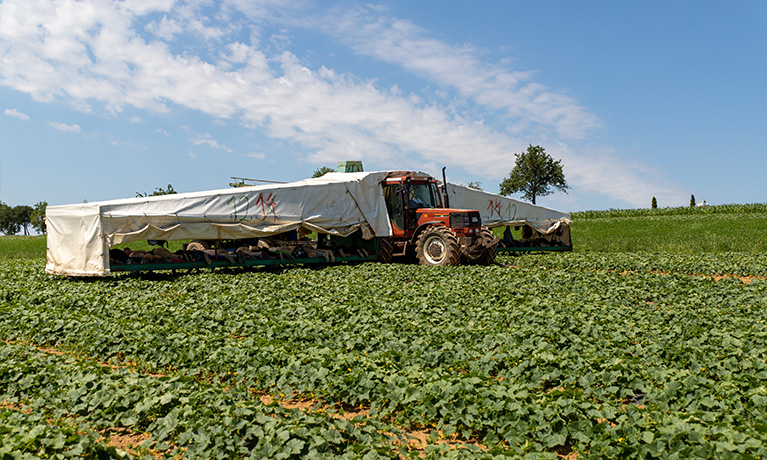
[46,172,392,276]
[444,183,571,234]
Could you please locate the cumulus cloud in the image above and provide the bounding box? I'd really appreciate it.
[48,121,80,132]
[3,108,29,120]
[247,152,266,160]
[0,0,683,207]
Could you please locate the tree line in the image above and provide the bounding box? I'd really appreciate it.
[0,201,47,235]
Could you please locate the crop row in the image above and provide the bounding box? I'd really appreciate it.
[3,258,767,458]
[571,203,767,219]
[501,252,767,277]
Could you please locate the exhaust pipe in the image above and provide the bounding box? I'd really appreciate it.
[441,167,450,208]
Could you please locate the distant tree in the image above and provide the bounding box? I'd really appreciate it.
[651,196,658,209]
[12,205,33,236]
[30,201,48,234]
[137,184,177,197]
[312,166,335,178]
[0,202,18,235]
[690,194,696,208]
[467,181,483,191]
[499,145,569,205]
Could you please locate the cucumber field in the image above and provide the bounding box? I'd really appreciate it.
[2,204,767,459]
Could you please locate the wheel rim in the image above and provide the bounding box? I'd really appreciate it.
[423,235,447,264]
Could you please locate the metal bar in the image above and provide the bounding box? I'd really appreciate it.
[229,177,288,184]
[496,246,572,253]
[110,254,376,272]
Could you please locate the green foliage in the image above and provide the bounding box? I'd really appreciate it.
[651,196,658,209]
[466,181,483,191]
[136,184,176,198]
[690,194,696,208]
[0,204,34,236]
[30,201,47,234]
[3,258,767,457]
[569,211,767,253]
[503,251,767,276]
[0,202,20,235]
[571,202,767,220]
[0,408,125,459]
[499,145,568,204]
[0,236,47,260]
[312,167,335,178]
[13,205,33,236]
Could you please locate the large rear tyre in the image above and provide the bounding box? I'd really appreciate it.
[415,226,460,266]
[473,227,498,265]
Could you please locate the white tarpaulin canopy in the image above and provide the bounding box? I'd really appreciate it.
[444,183,571,234]
[46,172,392,276]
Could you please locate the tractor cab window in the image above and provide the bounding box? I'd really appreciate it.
[407,182,440,209]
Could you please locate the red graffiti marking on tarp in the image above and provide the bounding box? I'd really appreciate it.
[255,193,278,222]
[488,199,502,217]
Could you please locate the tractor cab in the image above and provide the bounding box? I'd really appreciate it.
[383,177,442,235]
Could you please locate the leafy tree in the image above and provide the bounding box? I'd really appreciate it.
[467,181,483,191]
[0,201,18,235]
[499,145,569,204]
[312,166,335,178]
[30,201,48,234]
[690,194,696,208]
[651,196,658,209]
[137,184,176,197]
[13,206,33,235]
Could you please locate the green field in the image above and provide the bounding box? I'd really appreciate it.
[1,204,766,459]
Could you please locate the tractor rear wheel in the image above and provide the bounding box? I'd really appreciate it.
[415,226,460,266]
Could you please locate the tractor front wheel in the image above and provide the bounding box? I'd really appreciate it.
[415,226,460,266]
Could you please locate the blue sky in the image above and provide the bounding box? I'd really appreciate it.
[1,0,765,212]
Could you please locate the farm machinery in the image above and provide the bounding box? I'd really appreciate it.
[45,167,569,276]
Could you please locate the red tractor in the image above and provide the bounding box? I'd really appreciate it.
[378,171,498,266]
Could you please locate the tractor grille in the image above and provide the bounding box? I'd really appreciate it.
[450,211,481,228]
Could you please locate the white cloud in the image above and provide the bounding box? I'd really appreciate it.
[156,128,170,136]
[188,152,197,159]
[302,5,601,140]
[129,116,143,123]
[109,139,148,149]
[3,108,29,120]
[190,133,232,152]
[246,152,266,160]
[48,121,80,132]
